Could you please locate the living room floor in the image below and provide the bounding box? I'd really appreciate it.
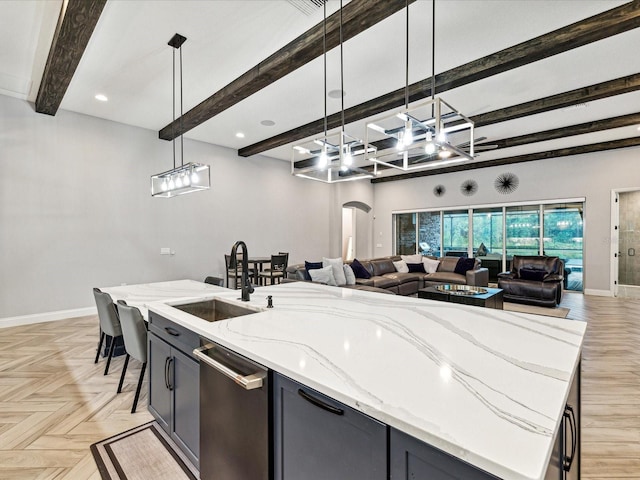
[0,292,637,479]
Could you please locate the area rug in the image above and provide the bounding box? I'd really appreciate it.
[503,301,570,318]
[90,421,198,480]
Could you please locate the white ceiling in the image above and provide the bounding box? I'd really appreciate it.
[2,0,639,176]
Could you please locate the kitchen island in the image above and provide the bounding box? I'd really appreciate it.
[148,281,585,480]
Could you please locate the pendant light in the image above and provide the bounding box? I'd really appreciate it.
[291,1,375,183]
[151,33,210,197]
[366,0,475,172]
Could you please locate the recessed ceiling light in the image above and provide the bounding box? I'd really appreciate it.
[260,120,276,126]
[328,89,345,99]
[235,132,245,138]
[94,94,108,102]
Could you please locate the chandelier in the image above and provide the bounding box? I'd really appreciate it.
[291,0,375,183]
[367,0,474,172]
[151,33,210,197]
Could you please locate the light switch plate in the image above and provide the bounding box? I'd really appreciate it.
[160,247,171,255]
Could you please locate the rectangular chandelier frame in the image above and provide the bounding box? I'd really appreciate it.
[366,97,475,172]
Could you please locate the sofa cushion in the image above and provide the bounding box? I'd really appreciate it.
[393,260,409,273]
[424,271,466,284]
[519,267,547,281]
[385,272,424,284]
[309,265,337,286]
[422,257,440,274]
[437,257,459,273]
[454,257,476,275]
[343,264,356,285]
[371,259,396,276]
[401,254,423,264]
[407,262,426,273]
[351,258,372,279]
[304,261,323,281]
[323,257,347,286]
[371,276,399,289]
[354,277,375,287]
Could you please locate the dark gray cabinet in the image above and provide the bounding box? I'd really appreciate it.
[390,428,499,480]
[546,361,581,480]
[148,312,200,468]
[273,373,387,480]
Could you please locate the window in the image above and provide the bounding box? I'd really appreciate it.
[472,208,503,257]
[417,212,440,256]
[543,203,583,291]
[395,213,416,255]
[442,210,469,256]
[505,205,540,257]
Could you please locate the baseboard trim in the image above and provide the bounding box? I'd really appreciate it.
[0,306,97,329]
[583,289,613,297]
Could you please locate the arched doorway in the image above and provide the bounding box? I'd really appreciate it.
[342,201,372,261]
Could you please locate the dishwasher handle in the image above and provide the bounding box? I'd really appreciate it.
[194,343,264,390]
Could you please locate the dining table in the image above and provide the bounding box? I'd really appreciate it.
[247,256,272,286]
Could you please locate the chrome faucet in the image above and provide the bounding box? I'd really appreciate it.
[230,241,254,302]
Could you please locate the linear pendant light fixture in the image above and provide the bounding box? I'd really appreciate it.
[151,33,210,198]
[366,0,474,172]
[291,0,375,183]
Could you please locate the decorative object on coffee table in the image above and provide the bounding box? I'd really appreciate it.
[419,285,503,309]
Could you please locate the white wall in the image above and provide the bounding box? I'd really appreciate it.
[0,95,333,318]
[372,148,640,293]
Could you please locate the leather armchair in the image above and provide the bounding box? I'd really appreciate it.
[498,256,564,307]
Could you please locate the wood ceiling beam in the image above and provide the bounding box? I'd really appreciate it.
[35,0,107,116]
[240,1,640,157]
[371,136,640,184]
[158,0,415,141]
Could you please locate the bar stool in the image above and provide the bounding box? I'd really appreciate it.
[93,288,123,376]
[115,300,148,414]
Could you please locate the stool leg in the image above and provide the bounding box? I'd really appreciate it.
[131,362,147,414]
[117,354,130,393]
[95,331,105,364]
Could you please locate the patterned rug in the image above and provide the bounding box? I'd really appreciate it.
[90,421,198,480]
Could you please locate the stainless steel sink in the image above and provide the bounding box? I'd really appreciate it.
[174,299,257,322]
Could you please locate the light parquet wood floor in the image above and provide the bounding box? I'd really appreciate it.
[0,316,152,479]
[0,295,639,479]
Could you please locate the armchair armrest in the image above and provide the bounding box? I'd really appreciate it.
[497,271,515,280]
[466,267,489,287]
[543,273,564,282]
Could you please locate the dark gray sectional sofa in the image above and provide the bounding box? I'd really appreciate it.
[286,255,489,296]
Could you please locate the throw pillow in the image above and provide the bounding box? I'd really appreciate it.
[304,260,323,281]
[308,265,337,286]
[401,254,423,264]
[351,258,372,279]
[407,263,426,273]
[476,242,488,256]
[393,260,409,273]
[343,264,356,285]
[519,268,547,281]
[422,257,440,274]
[454,257,476,275]
[323,257,347,286]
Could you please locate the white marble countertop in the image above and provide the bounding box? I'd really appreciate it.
[146,281,585,480]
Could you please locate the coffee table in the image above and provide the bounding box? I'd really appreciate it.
[418,284,504,309]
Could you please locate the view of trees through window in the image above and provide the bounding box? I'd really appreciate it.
[393,200,584,291]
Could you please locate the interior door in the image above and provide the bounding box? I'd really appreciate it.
[615,190,640,297]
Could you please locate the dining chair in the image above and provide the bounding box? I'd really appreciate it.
[204,276,225,287]
[225,254,254,289]
[258,254,288,285]
[115,300,148,414]
[93,288,123,376]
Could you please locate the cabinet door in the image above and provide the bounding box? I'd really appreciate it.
[390,428,498,480]
[171,347,200,468]
[148,333,171,431]
[274,373,386,480]
[563,362,580,480]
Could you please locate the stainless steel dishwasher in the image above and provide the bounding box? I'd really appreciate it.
[193,341,271,480]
